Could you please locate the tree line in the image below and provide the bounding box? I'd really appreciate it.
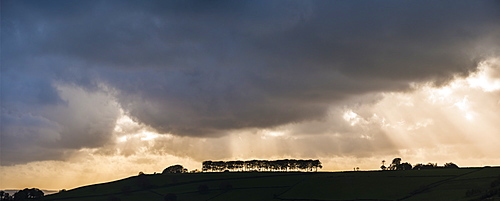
[0,188,44,201]
[202,159,322,172]
[381,158,459,171]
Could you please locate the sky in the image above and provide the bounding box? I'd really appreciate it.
[1,0,500,190]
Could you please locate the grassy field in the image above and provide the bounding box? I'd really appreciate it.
[42,167,500,201]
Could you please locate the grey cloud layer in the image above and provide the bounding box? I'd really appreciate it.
[1,0,499,165]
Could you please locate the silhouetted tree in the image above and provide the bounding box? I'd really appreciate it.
[13,191,27,201]
[399,162,412,170]
[235,161,244,171]
[13,188,44,200]
[163,165,187,174]
[226,161,235,171]
[279,159,290,171]
[414,163,437,170]
[202,161,212,172]
[0,191,11,201]
[380,160,386,170]
[260,160,270,171]
[313,160,322,172]
[444,162,459,169]
[2,192,12,201]
[249,160,259,171]
[423,163,437,169]
[0,191,6,201]
[389,158,402,170]
[385,158,415,170]
[413,163,423,170]
[297,160,307,171]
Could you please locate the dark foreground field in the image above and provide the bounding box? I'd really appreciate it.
[43,167,500,201]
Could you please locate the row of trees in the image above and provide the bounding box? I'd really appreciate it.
[202,159,322,172]
[0,188,44,201]
[381,158,459,171]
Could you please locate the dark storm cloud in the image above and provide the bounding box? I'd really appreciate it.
[1,0,499,164]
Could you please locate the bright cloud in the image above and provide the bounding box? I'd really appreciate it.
[467,58,500,92]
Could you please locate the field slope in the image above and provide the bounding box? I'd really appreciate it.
[42,167,500,201]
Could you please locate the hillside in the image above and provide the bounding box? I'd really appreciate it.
[42,167,500,201]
